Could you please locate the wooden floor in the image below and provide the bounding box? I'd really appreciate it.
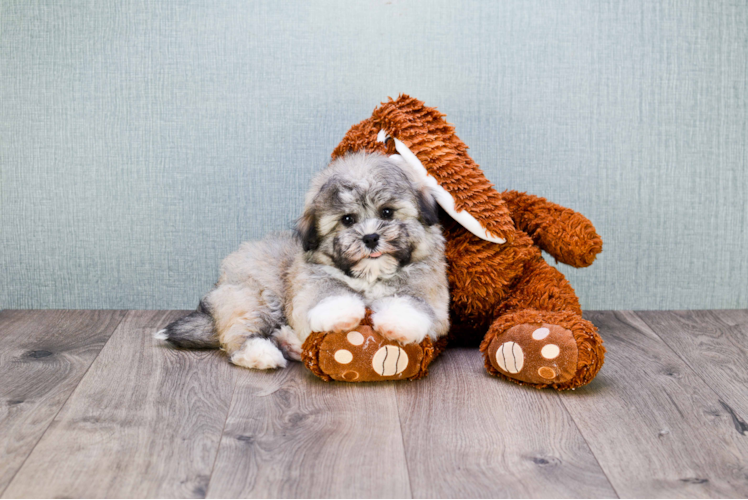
[1,310,748,498]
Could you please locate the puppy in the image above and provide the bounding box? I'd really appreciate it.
[156,152,449,369]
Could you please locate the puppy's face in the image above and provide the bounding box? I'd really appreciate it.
[298,152,440,282]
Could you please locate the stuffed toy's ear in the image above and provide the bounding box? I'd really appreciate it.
[385,137,508,244]
[297,207,319,252]
[372,95,516,244]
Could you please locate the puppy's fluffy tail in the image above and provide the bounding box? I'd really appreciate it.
[155,303,220,349]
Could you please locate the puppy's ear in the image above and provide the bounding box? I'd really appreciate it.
[297,206,319,251]
[417,187,439,226]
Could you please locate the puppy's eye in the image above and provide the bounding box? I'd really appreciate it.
[341,214,356,227]
[380,207,395,219]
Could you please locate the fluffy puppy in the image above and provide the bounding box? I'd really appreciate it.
[156,152,449,369]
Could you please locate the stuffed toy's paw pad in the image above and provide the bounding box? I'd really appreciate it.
[487,324,578,385]
[301,312,445,382]
[316,325,424,381]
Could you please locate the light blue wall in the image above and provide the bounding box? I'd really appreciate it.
[2,0,746,310]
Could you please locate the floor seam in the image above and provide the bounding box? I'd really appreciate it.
[556,391,622,499]
[203,364,240,500]
[0,310,129,497]
[394,383,415,500]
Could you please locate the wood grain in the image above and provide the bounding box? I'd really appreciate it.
[637,310,748,419]
[4,310,748,498]
[0,309,126,495]
[395,348,617,498]
[2,310,237,499]
[561,311,748,498]
[206,362,411,498]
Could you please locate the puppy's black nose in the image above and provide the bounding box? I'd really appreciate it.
[362,233,380,249]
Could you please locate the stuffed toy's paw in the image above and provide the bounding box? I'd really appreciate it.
[301,311,445,382]
[480,311,605,390]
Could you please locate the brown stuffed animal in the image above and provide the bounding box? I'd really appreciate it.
[301,95,605,390]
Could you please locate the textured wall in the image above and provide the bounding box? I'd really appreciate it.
[2,0,746,310]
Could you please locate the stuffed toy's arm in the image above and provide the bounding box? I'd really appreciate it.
[502,190,602,268]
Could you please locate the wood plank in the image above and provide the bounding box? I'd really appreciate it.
[637,310,748,419]
[3,310,238,499]
[206,362,411,498]
[561,311,748,498]
[395,348,617,498]
[0,310,126,495]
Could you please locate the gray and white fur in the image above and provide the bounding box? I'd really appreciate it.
[156,152,450,370]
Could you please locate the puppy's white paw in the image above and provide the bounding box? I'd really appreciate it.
[308,295,366,333]
[273,325,302,361]
[371,297,432,344]
[230,337,287,370]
